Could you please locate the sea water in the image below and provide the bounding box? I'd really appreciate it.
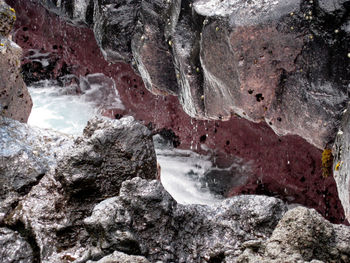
[28,75,221,205]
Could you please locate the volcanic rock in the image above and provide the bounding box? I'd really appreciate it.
[5,116,157,262]
[85,177,287,262]
[87,251,150,263]
[333,105,350,222]
[0,1,32,122]
[0,117,72,224]
[0,227,34,263]
[237,206,350,263]
[39,0,93,26]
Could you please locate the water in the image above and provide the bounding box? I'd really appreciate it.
[28,77,221,205]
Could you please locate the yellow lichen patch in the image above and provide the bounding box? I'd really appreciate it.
[9,8,15,13]
[335,161,343,171]
[322,149,333,177]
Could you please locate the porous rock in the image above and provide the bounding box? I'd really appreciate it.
[333,104,350,222]
[237,206,350,263]
[0,1,32,122]
[0,227,34,263]
[5,117,157,262]
[195,0,349,149]
[84,177,287,262]
[32,0,349,149]
[0,117,72,224]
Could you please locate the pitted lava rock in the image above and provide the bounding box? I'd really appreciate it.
[6,0,348,224]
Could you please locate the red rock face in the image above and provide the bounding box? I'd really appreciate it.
[6,0,347,224]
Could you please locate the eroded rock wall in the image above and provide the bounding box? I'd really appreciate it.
[6,0,348,224]
[35,0,350,150]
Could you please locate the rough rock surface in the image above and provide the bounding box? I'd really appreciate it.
[4,117,157,262]
[237,206,350,263]
[35,0,350,149]
[93,0,141,64]
[0,227,34,263]
[0,117,72,224]
[85,177,287,262]
[0,1,32,122]
[87,251,150,263]
[39,0,93,26]
[333,104,350,222]
[7,0,347,224]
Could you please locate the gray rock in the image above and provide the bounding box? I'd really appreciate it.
[5,117,157,262]
[0,227,34,263]
[131,0,180,95]
[93,0,141,64]
[237,206,350,263]
[87,251,150,263]
[39,0,94,26]
[319,0,348,12]
[333,105,350,222]
[85,177,287,262]
[0,117,72,223]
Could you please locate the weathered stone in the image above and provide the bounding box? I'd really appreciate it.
[87,251,150,263]
[172,0,205,118]
[93,0,141,64]
[333,104,350,222]
[131,0,180,95]
[39,0,94,26]
[195,0,349,149]
[7,0,348,224]
[0,117,72,224]
[85,177,287,262]
[0,0,16,37]
[237,206,350,263]
[5,117,157,262]
[0,227,34,263]
[0,2,32,122]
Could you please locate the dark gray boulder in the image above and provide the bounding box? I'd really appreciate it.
[5,117,157,262]
[93,0,141,64]
[39,0,94,26]
[84,177,287,262]
[131,0,180,95]
[0,227,34,263]
[0,117,73,224]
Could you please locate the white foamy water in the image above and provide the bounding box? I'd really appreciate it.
[28,76,221,205]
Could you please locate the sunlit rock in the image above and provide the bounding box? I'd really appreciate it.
[333,105,350,222]
[0,1,32,122]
